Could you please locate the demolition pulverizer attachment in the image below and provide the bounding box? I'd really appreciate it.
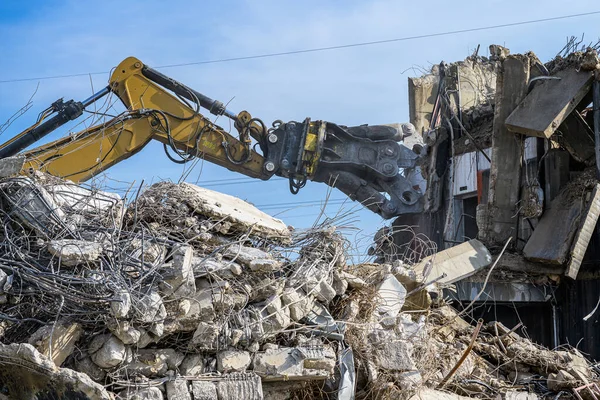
[261,119,424,219]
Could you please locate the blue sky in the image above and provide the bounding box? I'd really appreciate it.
[1,0,599,259]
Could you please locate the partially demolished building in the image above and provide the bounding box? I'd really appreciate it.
[378,44,600,361]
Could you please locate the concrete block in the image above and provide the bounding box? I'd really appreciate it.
[224,244,274,267]
[73,355,106,382]
[0,343,112,399]
[217,350,251,372]
[0,156,25,178]
[504,391,539,400]
[110,290,131,318]
[281,288,313,322]
[216,373,264,400]
[135,290,166,323]
[506,69,594,138]
[162,245,196,297]
[413,239,492,284]
[117,387,163,400]
[375,341,415,371]
[524,185,586,265]
[178,182,290,240]
[47,239,102,267]
[253,347,332,382]
[261,295,291,334]
[567,184,600,279]
[191,322,219,350]
[249,258,282,273]
[375,274,406,321]
[107,319,141,345]
[180,353,204,375]
[409,389,473,400]
[306,279,336,303]
[27,320,82,367]
[89,334,127,369]
[166,379,191,400]
[191,381,218,400]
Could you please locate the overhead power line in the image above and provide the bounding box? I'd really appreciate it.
[1,11,599,84]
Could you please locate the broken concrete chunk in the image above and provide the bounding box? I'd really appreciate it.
[0,178,67,237]
[224,244,273,267]
[504,391,540,400]
[217,350,252,372]
[74,355,107,382]
[108,319,141,345]
[409,389,473,400]
[331,270,348,295]
[117,387,163,400]
[506,68,594,138]
[191,322,220,350]
[144,182,290,240]
[375,274,407,321]
[216,373,264,400]
[110,290,131,318]
[282,288,313,321]
[547,370,579,391]
[89,334,127,369]
[48,239,103,267]
[0,343,112,399]
[396,370,423,391]
[524,182,588,265]
[567,184,600,279]
[166,379,191,400]
[375,341,416,371]
[135,290,166,323]
[126,238,167,265]
[306,279,337,303]
[340,271,366,288]
[161,245,196,297]
[191,381,218,400]
[0,156,25,178]
[253,347,332,381]
[27,320,82,367]
[260,295,291,334]
[180,353,204,375]
[413,239,492,284]
[249,258,282,273]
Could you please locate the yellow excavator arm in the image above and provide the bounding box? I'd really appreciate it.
[22,57,266,181]
[3,57,424,219]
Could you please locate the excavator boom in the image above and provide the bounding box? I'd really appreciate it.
[3,57,424,219]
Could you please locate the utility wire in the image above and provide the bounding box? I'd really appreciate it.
[1,11,599,84]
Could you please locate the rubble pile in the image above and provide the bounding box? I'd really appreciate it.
[0,171,595,399]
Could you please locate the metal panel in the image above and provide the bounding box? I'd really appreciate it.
[524,136,537,160]
[477,148,492,171]
[448,281,553,303]
[453,152,477,196]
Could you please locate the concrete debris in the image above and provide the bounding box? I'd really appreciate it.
[89,334,127,369]
[217,349,252,372]
[166,379,192,400]
[27,319,82,366]
[0,343,111,399]
[412,239,492,284]
[118,387,164,400]
[0,155,25,178]
[47,238,103,266]
[191,381,218,400]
